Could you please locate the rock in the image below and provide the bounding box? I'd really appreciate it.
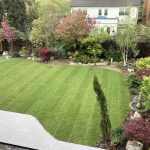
[27,57,32,60]
[126,140,143,150]
[128,68,134,73]
[131,111,142,120]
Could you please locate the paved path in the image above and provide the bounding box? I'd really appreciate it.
[0,111,103,150]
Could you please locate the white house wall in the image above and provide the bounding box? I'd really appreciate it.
[71,6,139,23]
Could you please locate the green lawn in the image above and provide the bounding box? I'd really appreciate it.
[0,56,129,146]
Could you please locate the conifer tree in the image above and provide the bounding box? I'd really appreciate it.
[93,76,111,142]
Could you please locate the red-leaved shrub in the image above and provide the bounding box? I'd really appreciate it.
[38,47,50,62]
[122,119,150,149]
[136,68,150,79]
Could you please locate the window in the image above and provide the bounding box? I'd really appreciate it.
[119,9,124,15]
[83,9,87,15]
[99,9,102,16]
[104,9,108,16]
[119,8,130,16]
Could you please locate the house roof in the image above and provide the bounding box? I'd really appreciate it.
[71,0,141,7]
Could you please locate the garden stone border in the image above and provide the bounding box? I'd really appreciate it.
[0,110,104,150]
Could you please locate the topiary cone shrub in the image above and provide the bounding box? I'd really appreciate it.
[93,76,111,143]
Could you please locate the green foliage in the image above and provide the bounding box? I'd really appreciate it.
[140,76,150,109]
[82,36,103,59]
[19,47,30,57]
[115,25,138,66]
[104,46,122,62]
[2,0,27,29]
[127,73,142,94]
[93,76,111,142]
[29,15,52,47]
[32,49,39,57]
[0,29,3,42]
[0,0,4,22]
[111,126,125,144]
[135,57,150,69]
[29,0,69,48]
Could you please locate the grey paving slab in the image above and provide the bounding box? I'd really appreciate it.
[0,110,104,150]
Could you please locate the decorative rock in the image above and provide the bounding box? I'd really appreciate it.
[128,68,134,73]
[131,111,142,120]
[27,57,32,60]
[126,140,143,150]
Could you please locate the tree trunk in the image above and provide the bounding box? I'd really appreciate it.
[10,41,13,55]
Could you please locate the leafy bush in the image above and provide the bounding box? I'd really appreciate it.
[111,126,126,145]
[52,48,66,59]
[140,76,150,109]
[136,68,150,79]
[38,47,50,62]
[32,49,39,57]
[104,46,122,62]
[123,119,150,149]
[127,73,142,94]
[135,57,150,69]
[19,47,30,57]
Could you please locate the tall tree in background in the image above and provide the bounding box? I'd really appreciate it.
[2,0,27,29]
[93,76,111,143]
[0,0,4,22]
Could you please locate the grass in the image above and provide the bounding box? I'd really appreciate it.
[0,56,129,146]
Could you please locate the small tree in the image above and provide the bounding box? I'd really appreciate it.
[1,16,15,54]
[115,25,137,66]
[55,10,95,51]
[93,76,111,143]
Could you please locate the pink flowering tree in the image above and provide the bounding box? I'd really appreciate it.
[1,16,15,54]
[55,10,95,51]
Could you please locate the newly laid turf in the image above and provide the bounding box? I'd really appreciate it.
[0,56,129,146]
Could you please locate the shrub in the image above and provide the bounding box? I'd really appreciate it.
[140,76,150,109]
[135,57,150,69]
[127,73,142,94]
[104,47,122,62]
[19,47,30,57]
[136,68,150,79]
[38,47,50,62]
[32,49,39,57]
[111,126,126,145]
[123,119,150,149]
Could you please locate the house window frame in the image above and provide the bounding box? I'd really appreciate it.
[119,8,130,16]
[98,9,102,16]
[104,9,108,16]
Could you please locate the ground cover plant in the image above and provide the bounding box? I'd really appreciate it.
[0,57,129,146]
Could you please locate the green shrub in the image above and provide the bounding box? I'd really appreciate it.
[111,126,126,145]
[19,47,30,57]
[104,47,122,62]
[140,76,150,109]
[127,73,142,94]
[32,49,39,57]
[135,57,150,69]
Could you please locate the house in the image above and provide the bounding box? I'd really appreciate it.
[143,0,150,25]
[71,0,141,34]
